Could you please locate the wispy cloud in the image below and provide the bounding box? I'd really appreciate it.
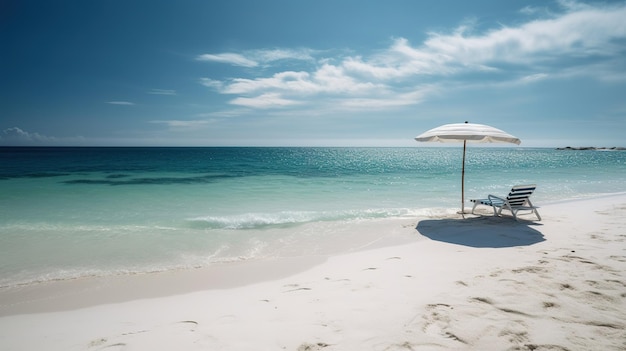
[0,127,85,146]
[520,73,549,84]
[254,48,316,63]
[200,1,626,114]
[0,127,90,146]
[196,48,316,68]
[194,109,251,118]
[148,89,177,96]
[196,53,258,67]
[0,127,54,142]
[199,78,223,90]
[150,120,212,128]
[557,0,594,12]
[230,93,302,109]
[106,101,135,106]
[337,87,436,110]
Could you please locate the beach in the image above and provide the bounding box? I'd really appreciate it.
[1,194,625,351]
[4,0,626,348]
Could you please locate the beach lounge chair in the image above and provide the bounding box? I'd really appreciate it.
[470,185,541,221]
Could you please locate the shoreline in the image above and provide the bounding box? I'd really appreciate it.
[0,216,420,317]
[1,194,625,350]
[0,255,327,317]
[0,212,429,317]
[2,192,625,303]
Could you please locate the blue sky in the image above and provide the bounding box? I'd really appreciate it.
[1,0,625,147]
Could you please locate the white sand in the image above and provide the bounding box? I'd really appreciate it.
[1,194,625,350]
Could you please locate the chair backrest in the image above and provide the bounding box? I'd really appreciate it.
[506,185,536,208]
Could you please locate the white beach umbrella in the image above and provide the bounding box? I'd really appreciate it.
[415,121,521,214]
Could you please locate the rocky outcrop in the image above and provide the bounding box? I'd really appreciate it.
[556,146,626,150]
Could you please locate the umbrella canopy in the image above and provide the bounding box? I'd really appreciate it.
[415,122,521,214]
[415,122,521,144]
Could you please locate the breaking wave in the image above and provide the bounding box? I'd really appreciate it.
[186,208,447,230]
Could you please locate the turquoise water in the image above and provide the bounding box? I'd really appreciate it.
[1,147,625,287]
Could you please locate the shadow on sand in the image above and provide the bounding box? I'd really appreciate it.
[416,216,545,248]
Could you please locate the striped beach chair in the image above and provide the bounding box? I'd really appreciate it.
[470,185,541,221]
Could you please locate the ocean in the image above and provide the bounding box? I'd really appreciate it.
[1,147,625,288]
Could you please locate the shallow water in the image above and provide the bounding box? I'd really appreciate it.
[1,147,625,287]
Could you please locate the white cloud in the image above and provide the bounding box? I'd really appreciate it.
[200,78,223,90]
[254,48,316,63]
[422,3,626,66]
[0,127,53,142]
[196,48,316,68]
[223,71,315,94]
[339,89,432,110]
[313,64,381,94]
[200,1,626,113]
[148,89,177,95]
[341,2,626,81]
[196,53,258,67]
[0,127,86,146]
[519,5,543,16]
[107,101,135,106]
[195,109,250,118]
[342,38,456,80]
[230,93,301,109]
[557,0,592,12]
[520,73,549,83]
[221,66,381,97]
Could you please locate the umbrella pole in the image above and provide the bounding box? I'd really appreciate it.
[461,139,466,214]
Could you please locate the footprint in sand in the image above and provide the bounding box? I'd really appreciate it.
[98,343,127,351]
[421,304,467,345]
[582,290,617,303]
[87,320,201,351]
[89,337,128,350]
[469,296,533,317]
[470,296,493,304]
[383,341,417,350]
[609,255,626,263]
[498,328,529,344]
[511,266,547,274]
[542,301,559,309]
[297,342,331,350]
[282,284,313,293]
[88,338,107,347]
[175,320,198,332]
[605,279,626,288]
[524,343,571,350]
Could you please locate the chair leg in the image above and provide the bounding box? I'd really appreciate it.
[527,200,541,221]
[497,206,504,217]
[533,209,542,221]
[471,202,479,214]
[511,209,519,221]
